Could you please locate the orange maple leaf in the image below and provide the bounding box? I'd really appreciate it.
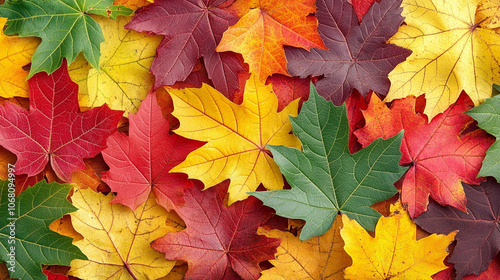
[217,0,326,83]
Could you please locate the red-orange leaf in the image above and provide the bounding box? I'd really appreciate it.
[216,0,326,83]
[152,182,280,279]
[354,92,494,218]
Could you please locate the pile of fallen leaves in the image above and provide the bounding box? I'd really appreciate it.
[0,0,499,279]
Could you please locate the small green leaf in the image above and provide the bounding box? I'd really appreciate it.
[0,0,132,77]
[0,180,86,280]
[467,95,500,181]
[250,84,407,240]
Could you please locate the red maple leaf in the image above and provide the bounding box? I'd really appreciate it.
[152,182,280,279]
[285,0,411,105]
[354,92,494,217]
[125,0,246,99]
[101,92,203,210]
[348,0,378,21]
[0,63,122,182]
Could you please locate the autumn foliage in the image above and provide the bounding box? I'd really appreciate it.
[0,0,499,280]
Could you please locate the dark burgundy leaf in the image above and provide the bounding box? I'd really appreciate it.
[415,179,500,279]
[126,0,246,99]
[152,182,280,279]
[285,0,411,105]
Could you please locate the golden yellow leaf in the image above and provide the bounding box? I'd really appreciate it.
[68,16,162,115]
[169,74,301,204]
[476,0,500,29]
[341,202,456,280]
[385,0,500,119]
[68,188,180,280]
[258,217,352,280]
[216,0,326,83]
[49,215,84,242]
[0,17,39,98]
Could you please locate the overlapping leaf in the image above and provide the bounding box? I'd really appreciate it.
[467,94,500,182]
[126,0,245,98]
[169,74,301,204]
[251,85,407,240]
[341,202,456,279]
[68,187,179,280]
[217,0,326,83]
[0,18,39,98]
[385,0,500,119]
[415,179,500,279]
[258,217,352,280]
[0,0,132,77]
[355,93,494,217]
[285,0,411,105]
[152,182,280,279]
[101,92,203,210]
[68,16,162,115]
[0,180,86,280]
[0,64,122,181]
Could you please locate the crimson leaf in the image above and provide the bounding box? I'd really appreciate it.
[0,63,122,181]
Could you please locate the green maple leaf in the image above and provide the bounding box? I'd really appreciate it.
[467,94,500,182]
[0,180,86,280]
[0,0,132,78]
[251,84,407,240]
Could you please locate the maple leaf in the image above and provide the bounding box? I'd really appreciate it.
[251,84,407,240]
[0,63,122,182]
[0,180,86,280]
[114,0,152,10]
[258,216,352,280]
[267,75,311,111]
[0,0,132,78]
[169,74,301,204]
[355,93,494,218]
[216,0,326,83]
[152,182,280,280]
[415,179,500,279]
[0,18,39,98]
[385,0,500,119]
[342,202,456,279]
[476,0,500,29]
[68,187,180,280]
[68,16,162,115]
[467,94,500,182]
[285,0,411,105]
[126,0,245,98]
[348,0,378,21]
[101,92,203,210]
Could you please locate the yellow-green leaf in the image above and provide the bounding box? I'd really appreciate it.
[169,74,301,204]
[68,187,180,280]
[341,202,456,279]
[69,16,162,115]
[385,0,500,119]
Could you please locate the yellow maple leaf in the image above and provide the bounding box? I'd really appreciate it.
[385,0,500,119]
[341,202,456,280]
[258,217,352,280]
[68,187,182,280]
[216,0,326,83]
[68,16,162,115]
[169,74,301,204]
[0,18,39,98]
[476,0,500,29]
